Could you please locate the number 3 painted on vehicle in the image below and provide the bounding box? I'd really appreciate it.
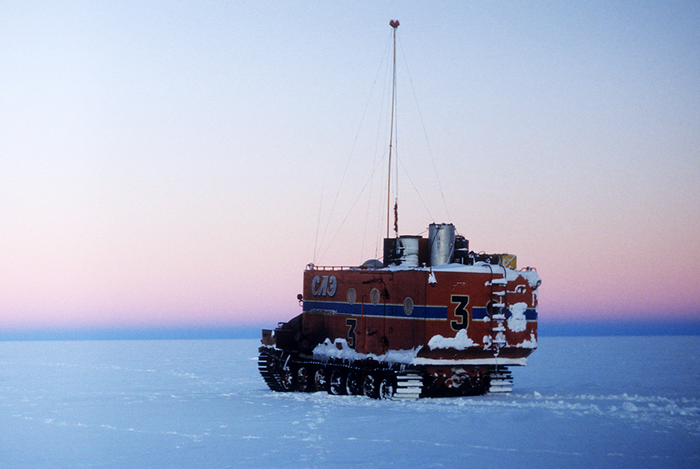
[346,318,357,348]
[450,295,469,331]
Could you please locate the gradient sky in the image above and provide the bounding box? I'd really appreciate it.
[1,1,699,331]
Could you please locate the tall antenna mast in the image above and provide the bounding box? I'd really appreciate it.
[387,19,399,238]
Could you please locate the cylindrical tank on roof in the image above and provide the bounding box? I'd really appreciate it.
[429,223,455,266]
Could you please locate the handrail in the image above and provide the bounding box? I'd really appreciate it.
[305,264,381,272]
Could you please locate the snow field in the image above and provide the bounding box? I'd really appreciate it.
[0,336,698,468]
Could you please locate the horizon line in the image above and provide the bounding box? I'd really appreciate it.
[0,320,698,342]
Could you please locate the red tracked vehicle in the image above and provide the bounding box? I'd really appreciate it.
[258,223,541,399]
[258,21,541,399]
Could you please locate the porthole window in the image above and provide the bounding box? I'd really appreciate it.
[403,297,414,315]
[370,288,380,305]
[347,288,357,304]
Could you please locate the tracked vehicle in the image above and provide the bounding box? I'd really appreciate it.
[259,223,541,399]
[258,21,541,399]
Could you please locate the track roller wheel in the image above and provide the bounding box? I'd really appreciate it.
[280,364,294,391]
[314,367,328,392]
[296,365,313,392]
[378,374,396,400]
[346,370,362,395]
[328,369,346,395]
[362,373,379,399]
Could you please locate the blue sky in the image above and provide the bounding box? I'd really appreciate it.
[1,1,699,333]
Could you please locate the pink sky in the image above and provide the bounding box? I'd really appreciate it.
[1,2,698,331]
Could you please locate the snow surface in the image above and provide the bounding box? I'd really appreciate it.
[427,329,476,350]
[382,262,541,293]
[313,338,420,365]
[507,302,528,333]
[1,336,698,468]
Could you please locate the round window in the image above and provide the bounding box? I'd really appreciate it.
[347,288,357,304]
[370,288,380,305]
[403,297,414,315]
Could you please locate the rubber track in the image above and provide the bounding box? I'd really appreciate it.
[487,366,513,394]
[258,349,285,392]
[393,371,422,400]
[258,346,408,398]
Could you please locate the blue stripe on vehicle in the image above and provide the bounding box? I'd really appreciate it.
[303,300,447,320]
[304,301,536,321]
